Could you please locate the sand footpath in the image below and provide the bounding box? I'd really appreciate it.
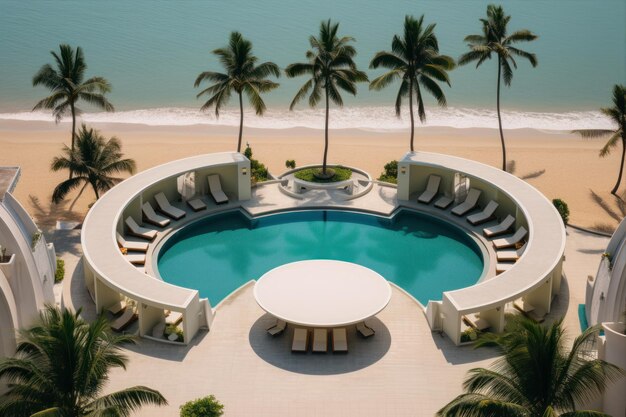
[0,119,622,231]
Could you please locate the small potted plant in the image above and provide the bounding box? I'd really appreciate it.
[0,245,9,263]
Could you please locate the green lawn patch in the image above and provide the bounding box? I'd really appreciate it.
[294,166,352,183]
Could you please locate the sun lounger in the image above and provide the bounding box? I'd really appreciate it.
[332,328,348,352]
[483,215,515,238]
[110,309,137,332]
[291,328,308,352]
[513,300,546,323]
[154,192,186,220]
[434,195,453,209]
[187,198,207,211]
[513,299,535,313]
[165,311,183,325]
[125,253,146,265]
[116,232,149,252]
[106,300,126,316]
[268,319,287,336]
[452,188,482,216]
[207,174,229,204]
[492,227,528,249]
[496,262,515,274]
[467,201,499,225]
[418,175,441,204]
[356,321,375,338]
[496,243,526,261]
[125,217,157,241]
[151,321,166,338]
[312,328,328,353]
[142,202,170,228]
[462,314,490,331]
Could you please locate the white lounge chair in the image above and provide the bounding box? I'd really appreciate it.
[452,188,482,216]
[142,202,170,228]
[513,299,535,313]
[492,227,528,249]
[125,217,157,241]
[356,321,375,338]
[106,300,126,316]
[332,328,348,352]
[312,328,328,353]
[462,314,490,331]
[483,215,515,238]
[154,192,186,220]
[116,232,149,252]
[434,195,454,209]
[187,198,207,212]
[268,319,287,336]
[125,253,146,265]
[496,262,514,274]
[110,309,137,332]
[496,243,527,261]
[291,328,308,352]
[467,201,499,225]
[151,321,166,338]
[207,174,229,204]
[514,299,546,323]
[418,175,441,204]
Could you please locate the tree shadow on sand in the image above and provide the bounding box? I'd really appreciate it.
[589,189,625,233]
[28,195,83,229]
[506,159,546,180]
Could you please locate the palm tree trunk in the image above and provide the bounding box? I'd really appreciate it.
[70,102,76,180]
[611,138,626,196]
[323,86,329,175]
[409,77,415,152]
[496,57,506,171]
[92,180,100,200]
[237,92,244,153]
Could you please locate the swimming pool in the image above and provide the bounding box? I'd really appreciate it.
[156,210,486,306]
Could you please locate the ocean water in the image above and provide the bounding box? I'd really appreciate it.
[156,210,484,305]
[0,0,624,130]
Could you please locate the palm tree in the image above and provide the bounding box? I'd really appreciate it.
[369,15,455,152]
[33,44,114,178]
[286,19,368,177]
[194,32,280,153]
[50,124,136,203]
[0,305,167,416]
[573,85,626,196]
[438,315,624,417]
[459,5,538,171]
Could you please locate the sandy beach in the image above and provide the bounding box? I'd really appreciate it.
[0,119,622,231]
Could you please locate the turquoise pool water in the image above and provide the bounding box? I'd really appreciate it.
[156,210,484,306]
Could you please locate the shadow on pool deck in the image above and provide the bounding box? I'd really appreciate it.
[248,313,391,375]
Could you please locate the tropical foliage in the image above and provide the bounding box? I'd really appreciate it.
[294,166,352,183]
[50,124,136,203]
[370,15,455,151]
[573,84,626,196]
[286,19,368,177]
[438,315,624,417]
[195,32,280,152]
[459,5,538,171]
[243,144,270,183]
[0,305,167,416]
[33,44,114,178]
[378,160,398,184]
[180,395,224,417]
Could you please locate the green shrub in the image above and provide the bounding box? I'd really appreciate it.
[55,258,65,283]
[378,160,398,184]
[165,324,184,342]
[180,395,224,417]
[243,144,270,183]
[294,166,352,183]
[552,198,569,225]
[285,159,296,169]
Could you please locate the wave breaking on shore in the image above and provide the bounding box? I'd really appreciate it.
[0,106,612,131]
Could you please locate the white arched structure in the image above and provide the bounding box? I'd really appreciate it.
[0,167,56,363]
[397,152,566,345]
[81,152,251,344]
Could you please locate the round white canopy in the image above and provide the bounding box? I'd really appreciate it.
[254,260,392,327]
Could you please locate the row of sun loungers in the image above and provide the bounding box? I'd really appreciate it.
[292,328,348,353]
[417,175,529,271]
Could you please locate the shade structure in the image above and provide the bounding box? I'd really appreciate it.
[254,260,392,327]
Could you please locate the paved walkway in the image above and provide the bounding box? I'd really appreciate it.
[53,197,609,416]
